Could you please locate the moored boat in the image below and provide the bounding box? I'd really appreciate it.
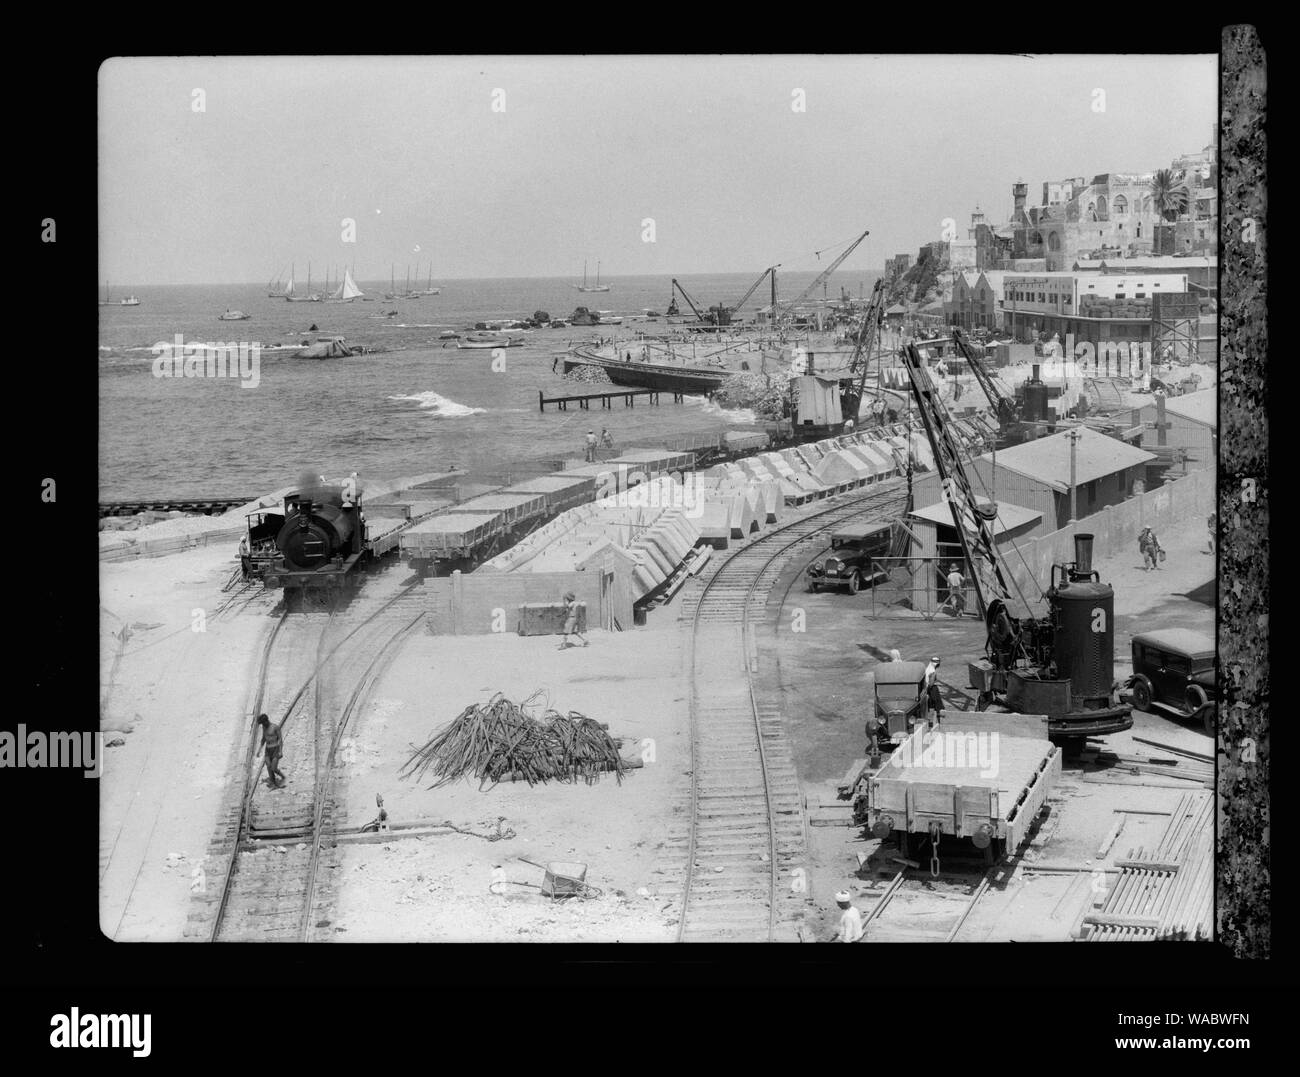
[219,309,251,321]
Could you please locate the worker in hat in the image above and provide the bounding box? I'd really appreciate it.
[828,890,865,943]
[559,592,588,650]
[942,562,966,615]
[924,656,943,722]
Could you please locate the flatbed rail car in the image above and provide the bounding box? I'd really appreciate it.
[399,511,507,574]
[854,712,1061,863]
[500,474,598,516]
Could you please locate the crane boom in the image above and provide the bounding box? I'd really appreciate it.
[730,265,779,316]
[951,328,1019,430]
[779,228,870,314]
[898,342,1017,620]
[670,278,707,321]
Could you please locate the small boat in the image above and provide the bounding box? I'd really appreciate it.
[417,262,440,296]
[219,309,251,321]
[325,267,365,303]
[120,295,140,306]
[458,333,522,350]
[597,311,624,325]
[439,330,459,340]
[286,263,323,302]
[296,337,354,359]
[267,265,292,298]
[575,260,611,293]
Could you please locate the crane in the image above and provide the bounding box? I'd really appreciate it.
[842,280,887,425]
[723,264,779,323]
[950,328,1021,437]
[668,279,707,322]
[897,340,1133,744]
[776,227,870,318]
[668,266,780,326]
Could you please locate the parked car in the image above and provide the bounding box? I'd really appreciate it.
[806,522,893,594]
[1125,629,1215,735]
[864,660,934,747]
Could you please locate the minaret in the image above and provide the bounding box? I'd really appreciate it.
[1012,183,1028,222]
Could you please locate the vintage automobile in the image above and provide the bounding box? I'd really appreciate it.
[864,661,934,748]
[1125,629,1215,735]
[806,521,893,594]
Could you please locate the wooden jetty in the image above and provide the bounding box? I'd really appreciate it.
[538,388,684,412]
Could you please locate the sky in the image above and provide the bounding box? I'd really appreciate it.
[98,55,1217,285]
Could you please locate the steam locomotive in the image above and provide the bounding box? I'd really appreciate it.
[241,478,370,597]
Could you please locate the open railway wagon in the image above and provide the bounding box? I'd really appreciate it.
[852,712,1061,867]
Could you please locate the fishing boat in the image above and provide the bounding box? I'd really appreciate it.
[120,295,140,306]
[596,311,624,325]
[575,260,611,293]
[325,267,365,303]
[218,309,251,321]
[458,332,523,350]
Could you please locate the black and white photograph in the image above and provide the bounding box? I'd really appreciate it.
[87,52,1248,950]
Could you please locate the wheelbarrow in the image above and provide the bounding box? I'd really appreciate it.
[515,857,603,899]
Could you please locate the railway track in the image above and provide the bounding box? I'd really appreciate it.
[662,480,910,941]
[188,579,427,941]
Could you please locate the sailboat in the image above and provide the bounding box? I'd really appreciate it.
[417,262,440,297]
[267,266,291,298]
[575,260,611,293]
[286,262,322,302]
[326,266,365,303]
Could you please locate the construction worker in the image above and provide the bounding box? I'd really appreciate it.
[583,430,597,462]
[1139,527,1163,572]
[256,713,285,788]
[829,890,865,943]
[924,656,943,721]
[559,592,588,650]
[943,563,966,615]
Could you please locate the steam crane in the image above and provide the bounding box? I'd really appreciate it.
[776,227,870,320]
[898,342,1133,750]
[668,266,780,326]
[842,279,887,424]
[950,328,1027,447]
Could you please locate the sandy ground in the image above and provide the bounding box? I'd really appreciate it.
[776,505,1215,941]
[99,543,272,940]
[326,618,688,941]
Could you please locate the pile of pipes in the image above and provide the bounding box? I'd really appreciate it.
[401,692,631,789]
[1083,791,1213,942]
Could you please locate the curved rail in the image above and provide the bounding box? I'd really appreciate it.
[675,481,910,941]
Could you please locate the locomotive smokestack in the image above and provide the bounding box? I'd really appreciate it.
[1074,533,1094,575]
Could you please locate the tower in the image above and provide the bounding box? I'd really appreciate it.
[1012,182,1028,222]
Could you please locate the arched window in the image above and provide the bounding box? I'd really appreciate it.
[1114,195,1128,215]
[1031,231,1043,247]
[1096,195,1108,216]
[1087,201,1096,219]
[1048,231,1060,251]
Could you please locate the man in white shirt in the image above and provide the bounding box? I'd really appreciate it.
[924,656,944,721]
[944,563,966,615]
[830,890,864,943]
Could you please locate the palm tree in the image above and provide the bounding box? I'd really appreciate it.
[1150,169,1189,221]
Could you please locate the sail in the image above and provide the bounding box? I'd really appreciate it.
[339,268,364,299]
[284,276,296,296]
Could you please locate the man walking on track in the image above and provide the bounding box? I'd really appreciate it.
[257,713,285,788]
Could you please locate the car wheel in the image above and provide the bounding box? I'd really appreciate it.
[1131,678,1152,712]
[848,571,861,595]
[808,583,820,593]
[1186,685,1211,735]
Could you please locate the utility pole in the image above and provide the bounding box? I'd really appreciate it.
[1067,428,1082,523]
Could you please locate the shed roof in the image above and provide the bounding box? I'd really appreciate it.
[977,426,1154,492]
[1158,389,1216,428]
[908,500,1042,536]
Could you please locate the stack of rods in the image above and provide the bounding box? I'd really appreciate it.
[400,691,629,789]
[1086,792,1213,942]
